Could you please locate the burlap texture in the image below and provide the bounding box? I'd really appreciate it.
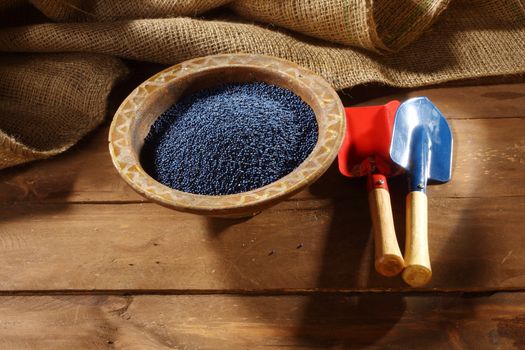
[1,0,525,169]
[28,0,452,52]
[30,0,231,22]
[0,0,26,10]
[0,53,128,168]
[231,0,452,51]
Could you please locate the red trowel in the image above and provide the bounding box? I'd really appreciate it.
[338,101,404,277]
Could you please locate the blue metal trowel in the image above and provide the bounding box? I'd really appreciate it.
[390,97,453,287]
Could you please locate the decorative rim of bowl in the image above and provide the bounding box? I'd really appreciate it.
[109,53,345,214]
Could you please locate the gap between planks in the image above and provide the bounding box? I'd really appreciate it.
[42,192,525,206]
[0,288,520,297]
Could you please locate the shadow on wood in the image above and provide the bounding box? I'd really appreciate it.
[205,217,254,237]
[293,164,406,347]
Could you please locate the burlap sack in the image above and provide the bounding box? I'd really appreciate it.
[0,0,26,10]
[1,0,525,169]
[2,1,524,91]
[231,0,451,52]
[0,53,127,168]
[29,0,451,52]
[30,0,231,22]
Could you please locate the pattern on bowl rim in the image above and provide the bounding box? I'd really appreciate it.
[109,53,345,215]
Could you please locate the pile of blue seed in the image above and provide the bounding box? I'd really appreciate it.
[140,82,318,195]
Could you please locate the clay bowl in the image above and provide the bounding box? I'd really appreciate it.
[109,54,345,218]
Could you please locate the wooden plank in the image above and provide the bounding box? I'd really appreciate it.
[302,118,525,200]
[0,195,522,291]
[350,82,525,119]
[0,118,523,204]
[0,127,143,204]
[0,293,523,349]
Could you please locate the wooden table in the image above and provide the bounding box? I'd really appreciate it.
[0,82,524,349]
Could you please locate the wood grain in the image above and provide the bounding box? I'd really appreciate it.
[403,191,431,287]
[0,194,522,291]
[0,293,523,349]
[352,82,525,119]
[368,188,404,277]
[0,74,523,349]
[0,117,523,204]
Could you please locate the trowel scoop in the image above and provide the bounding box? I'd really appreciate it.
[390,97,453,287]
[338,101,404,277]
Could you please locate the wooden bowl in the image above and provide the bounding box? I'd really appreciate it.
[109,54,345,218]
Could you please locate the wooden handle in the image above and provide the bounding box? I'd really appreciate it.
[368,187,404,277]
[402,191,432,287]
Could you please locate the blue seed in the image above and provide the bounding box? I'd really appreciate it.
[141,82,318,195]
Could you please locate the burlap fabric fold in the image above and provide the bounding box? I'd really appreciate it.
[0,53,127,168]
[1,0,525,169]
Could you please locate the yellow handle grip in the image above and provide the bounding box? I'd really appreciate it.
[368,188,404,277]
[402,191,432,287]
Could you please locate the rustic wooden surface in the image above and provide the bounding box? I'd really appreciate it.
[0,293,523,349]
[0,82,524,348]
